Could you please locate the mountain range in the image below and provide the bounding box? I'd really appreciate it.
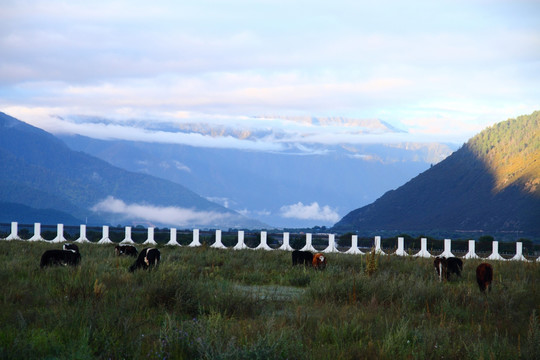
[333,111,540,240]
[5,109,536,239]
[54,117,454,228]
[0,112,264,229]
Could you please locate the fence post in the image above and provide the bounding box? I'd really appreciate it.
[322,234,337,253]
[300,233,316,252]
[120,226,135,244]
[255,231,272,250]
[463,240,479,259]
[510,242,527,261]
[166,228,180,246]
[51,224,66,243]
[414,238,431,258]
[395,237,407,256]
[278,232,293,251]
[29,223,44,241]
[233,230,247,250]
[346,235,364,255]
[440,239,454,258]
[487,241,505,261]
[189,229,201,247]
[374,236,385,255]
[5,222,21,240]
[211,229,226,248]
[98,225,113,244]
[143,227,157,245]
[76,224,90,243]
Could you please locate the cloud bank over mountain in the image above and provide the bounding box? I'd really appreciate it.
[4,111,437,154]
[2,1,539,146]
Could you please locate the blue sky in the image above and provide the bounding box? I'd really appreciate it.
[1,0,539,146]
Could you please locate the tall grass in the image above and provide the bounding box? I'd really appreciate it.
[0,240,538,359]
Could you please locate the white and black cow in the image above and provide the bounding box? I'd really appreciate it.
[129,247,160,272]
[40,249,81,268]
[63,243,80,253]
[115,244,138,257]
[434,256,463,281]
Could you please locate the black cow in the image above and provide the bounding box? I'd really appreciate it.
[292,250,313,266]
[115,245,138,257]
[129,248,160,272]
[63,243,79,253]
[447,257,463,278]
[40,249,81,268]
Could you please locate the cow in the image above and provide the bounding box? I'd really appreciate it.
[115,244,138,257]
[434,256,448,282]
[312,252,327,270]
[40,249,81,268]
[63,243,79,253]
[447,257,463,278]
[434,256,463,281]
[292,250,313,266]
[129,247,160,272]
[476,263,493,293]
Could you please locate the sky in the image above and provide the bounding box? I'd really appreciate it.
[1,0,539,227]
[1,0,539,147]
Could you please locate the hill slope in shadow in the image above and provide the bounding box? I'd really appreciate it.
[333,111,540,240]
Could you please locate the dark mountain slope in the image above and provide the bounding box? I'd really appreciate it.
[0,112,263,228]
[333,111,540,239]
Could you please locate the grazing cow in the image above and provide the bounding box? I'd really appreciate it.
[476,263,493,292]
[40,249,81,268]
[447,257,463,278]
[434,256,448,282]
[129,247,160,272]
[292,250,313,266]
[312,252,327,270]
[63,243,79,253]
[115,245,138,257]
[434,256,463,281]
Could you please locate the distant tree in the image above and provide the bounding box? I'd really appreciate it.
[478,235,495,252]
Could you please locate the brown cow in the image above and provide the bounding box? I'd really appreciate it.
[312,253,327,270]
[476,263,493,292]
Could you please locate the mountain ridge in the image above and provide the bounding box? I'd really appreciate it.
[332,111,540,240]
[0,112,264,229]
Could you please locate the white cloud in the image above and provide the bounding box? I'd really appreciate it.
[91,196,232,226]
[1,1,539,145]
[280,202,340,222]
[173,160,191,173]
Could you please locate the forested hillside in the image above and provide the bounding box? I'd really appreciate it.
[467,111,539,195]
[333,111,540,240]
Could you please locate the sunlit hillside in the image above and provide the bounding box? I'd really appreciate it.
[467,111,540,195]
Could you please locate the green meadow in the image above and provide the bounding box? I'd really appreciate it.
[0,240,539,359]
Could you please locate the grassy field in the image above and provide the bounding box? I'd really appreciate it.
[0,240,539,359]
